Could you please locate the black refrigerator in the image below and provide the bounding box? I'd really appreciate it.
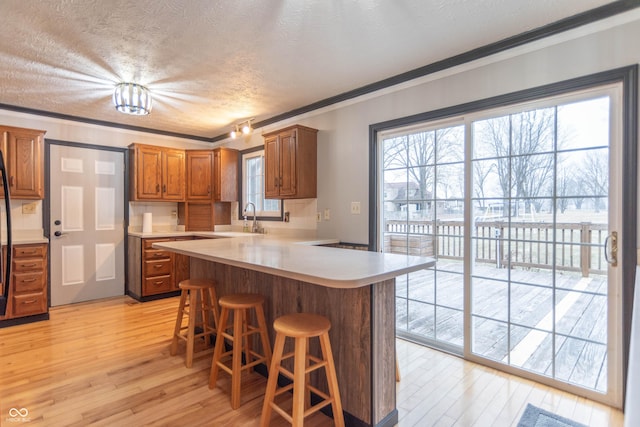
[0,150,12,316]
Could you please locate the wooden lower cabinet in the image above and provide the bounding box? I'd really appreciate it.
[127,236,192,300]
[0,243,49,322]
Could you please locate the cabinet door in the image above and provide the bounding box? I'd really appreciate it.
[186,151,212,200]
[163,149,185,200]
[264,135,280,198]
[135,145,163,199]
[213,149,221,201]
[213,148,238,202]
[5,129,44,199]
[278,129,298,197]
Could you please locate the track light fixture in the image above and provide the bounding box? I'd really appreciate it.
[230,119,253,139]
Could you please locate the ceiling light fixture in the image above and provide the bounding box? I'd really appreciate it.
[113,82,152,115]
[230,118,253,139]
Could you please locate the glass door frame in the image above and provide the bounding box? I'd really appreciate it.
[462,85,624,407]
[369,66,637,409]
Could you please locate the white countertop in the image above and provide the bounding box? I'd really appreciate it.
[3,230,49,245]
[129,230,340,246]
[153,235,435,289]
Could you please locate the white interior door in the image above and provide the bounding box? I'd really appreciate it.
[50,145,125,306]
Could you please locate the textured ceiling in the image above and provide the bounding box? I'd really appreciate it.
[0,0,621,140]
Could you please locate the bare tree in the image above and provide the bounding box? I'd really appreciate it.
[383,126,461,214]
[475,108,558,216]
[580,150,609,212]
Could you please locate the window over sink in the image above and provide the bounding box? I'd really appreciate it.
[239,146,282,220]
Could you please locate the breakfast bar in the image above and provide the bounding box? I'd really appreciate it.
[153,236,435,427]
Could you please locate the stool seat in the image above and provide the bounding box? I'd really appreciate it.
[219,293,265,309]
[261,313,344,427]
[210,293,272,410]
[179,278,216,290]
[273,313,330,338]
[170,279,219,368]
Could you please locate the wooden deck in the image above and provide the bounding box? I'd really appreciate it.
[395,260,608,392]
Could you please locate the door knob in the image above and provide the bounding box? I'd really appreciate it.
[54,220,61,226]
[54,231,66,237]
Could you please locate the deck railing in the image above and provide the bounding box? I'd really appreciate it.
[384,219,608,276]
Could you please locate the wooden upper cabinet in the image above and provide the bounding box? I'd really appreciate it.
[213,147,238,202]
[263,125,317,199]
[186,150,213,200]
[130,143,185,201]
[0,125,45,199]
[264,135,279,199]
[162,149,185,200]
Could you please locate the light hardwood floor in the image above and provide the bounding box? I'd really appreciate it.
[0,296,624,426]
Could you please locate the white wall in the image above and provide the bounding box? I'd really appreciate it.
[1,11,639,243]
[225,12,640,244]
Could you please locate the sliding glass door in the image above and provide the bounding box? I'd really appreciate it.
[382,123,465,352]
[379,85,624,406]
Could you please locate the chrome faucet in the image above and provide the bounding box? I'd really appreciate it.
[243,202,258,233]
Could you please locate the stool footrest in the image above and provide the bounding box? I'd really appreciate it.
[305,398,332,418]
[270,402,293,424]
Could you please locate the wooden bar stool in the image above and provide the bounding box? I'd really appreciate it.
[260,313,344,427]
[170,279,219,368]
[209,293,272,409]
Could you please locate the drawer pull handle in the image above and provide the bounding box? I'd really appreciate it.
[21,264,37,268]
[21,250,37,255]
[154,264,163,269]
[21,299,38,305]
[154,281,163,285]
[21,278,37,283]
[154,253,163,257]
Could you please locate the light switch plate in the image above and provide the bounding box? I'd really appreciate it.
[350,201,361,215]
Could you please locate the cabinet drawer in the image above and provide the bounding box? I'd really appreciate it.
[144,249,172,260]
[13,272,45,293]
[14,245,46,258]
[143,275,172,295]
[143,238,171,249]
[12,293,46,317]
[13,258,45,273]
[144,259,172,276]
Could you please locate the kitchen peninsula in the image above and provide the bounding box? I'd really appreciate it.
[153,235,435,427]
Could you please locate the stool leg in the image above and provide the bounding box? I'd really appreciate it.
[201,289,213,343]
[209,307,229,389]
[261,332,286,427]
[207,288,220,337]
[243,309,253,372]
[170,290,187,356]
[320,332,344,427]
[292,336,307,426]
[304,338,310,411]
[231,308,244,409]
[185,289,197,368]
[255,303,272,369]
[197,289,208,343]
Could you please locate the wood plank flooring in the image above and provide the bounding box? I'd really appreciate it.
[0,296,624,426]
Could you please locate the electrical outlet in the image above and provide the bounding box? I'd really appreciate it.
[350,201,361,215]
[316,212,322,222]
[324,209,330,220]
